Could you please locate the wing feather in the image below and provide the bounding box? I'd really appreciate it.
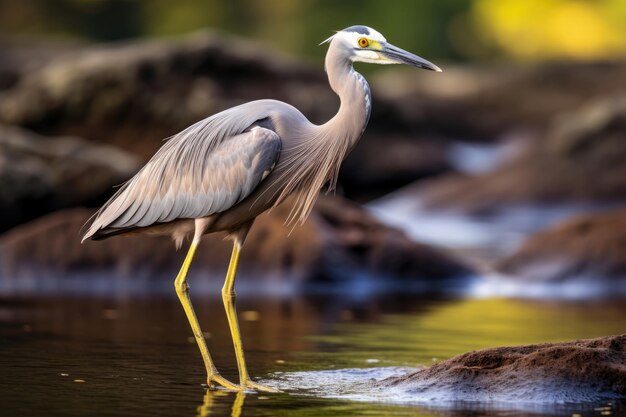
[83,111,281,241]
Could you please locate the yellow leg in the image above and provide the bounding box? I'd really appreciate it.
[175,238,240,391]
[222,242,278,392]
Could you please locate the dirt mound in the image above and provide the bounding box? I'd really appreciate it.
[382,334,626,403]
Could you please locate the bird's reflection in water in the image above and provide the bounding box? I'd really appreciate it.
[197,390,246,417]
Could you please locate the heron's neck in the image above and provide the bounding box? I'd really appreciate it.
[270,50,372,227]
[321,52,371,150]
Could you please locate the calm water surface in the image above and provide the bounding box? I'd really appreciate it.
[1,292,625,417]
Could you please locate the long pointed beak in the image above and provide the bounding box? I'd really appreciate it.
[381,43,442,72]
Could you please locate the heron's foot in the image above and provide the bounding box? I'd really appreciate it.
[241,379,280,393]
[207,374,241,391]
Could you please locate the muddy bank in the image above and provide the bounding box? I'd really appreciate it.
[382,334,626,403]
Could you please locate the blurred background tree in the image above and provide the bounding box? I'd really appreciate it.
[1,0,625,62]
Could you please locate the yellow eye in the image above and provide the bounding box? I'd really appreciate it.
[358,37,369,48]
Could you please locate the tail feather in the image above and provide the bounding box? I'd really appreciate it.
[86,225,141,241]
[81,181,133,242]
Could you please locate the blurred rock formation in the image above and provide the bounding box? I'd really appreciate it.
[1,32,626,291]
[0,32,454,202]
[383,96,626,214]
[497,209,626,283]
[0,124,139,233]
[0,196,473,287]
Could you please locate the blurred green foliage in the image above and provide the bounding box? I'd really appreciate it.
[1,0,625,61]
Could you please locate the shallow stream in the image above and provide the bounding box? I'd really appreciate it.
[1,291,624,416]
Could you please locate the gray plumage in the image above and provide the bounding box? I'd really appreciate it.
[82,25,441,393]
[83,26,441,247]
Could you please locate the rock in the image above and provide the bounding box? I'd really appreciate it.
[391,97,626,214]
[381,334,626,403]
[0,196,473,290]
[376,60,626,140]
[496,209,626,284]
[0,40,80,90]
[3,39,626,204]
[342,61,626,201]
[0,124,140,232]
[7,39,624,207]
[339,135,452,201]
[0,33,331,158]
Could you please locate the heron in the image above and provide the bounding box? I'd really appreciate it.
[82,25,441,392]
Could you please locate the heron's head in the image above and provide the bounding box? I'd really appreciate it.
[323,25,442,72]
